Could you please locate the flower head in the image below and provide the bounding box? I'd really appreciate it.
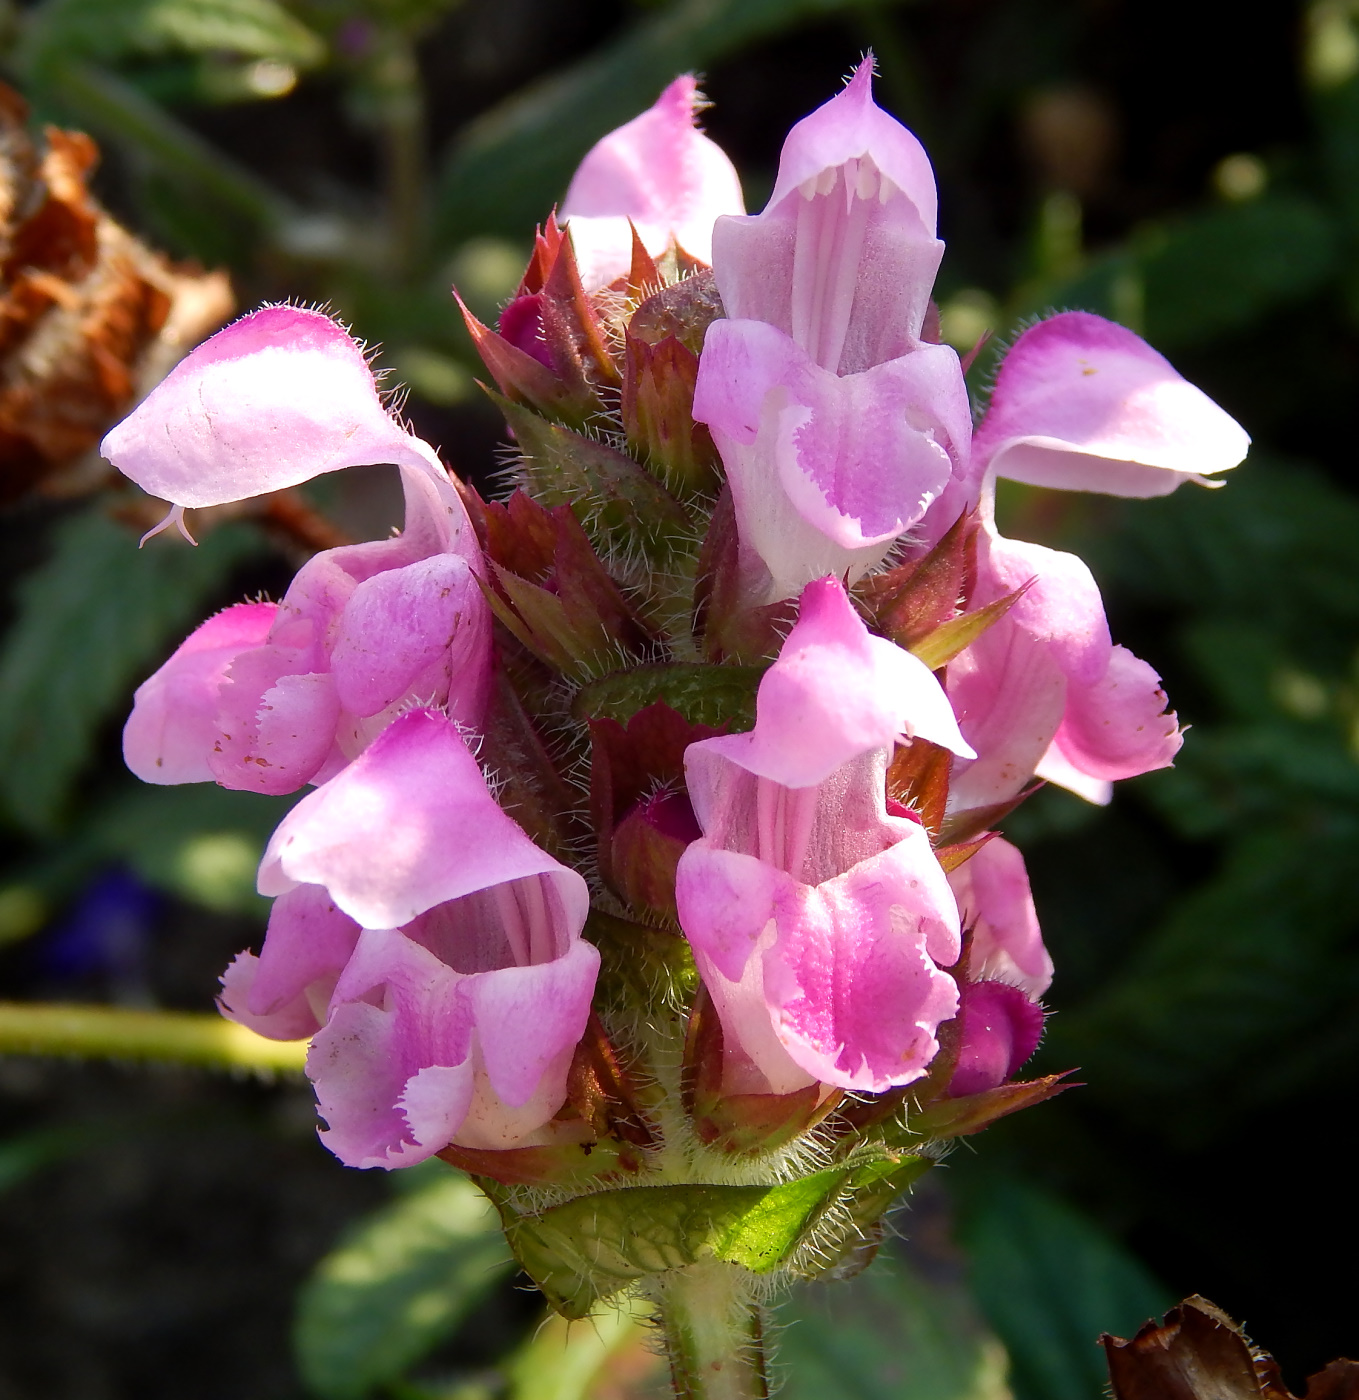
[692,63,971,602]
[223,711,598,1168]
[676,579,972,1094]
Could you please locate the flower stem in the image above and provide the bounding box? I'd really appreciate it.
[0,1003,307,1074]
[651,1260,769,1400]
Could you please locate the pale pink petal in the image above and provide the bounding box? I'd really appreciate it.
[329,554,489,720]
[694,319,969,600]
[711,61,943,374]
[218,953,319,1040]
[946,523,1113,810]
[973,311,1249,496]
[210,663,341,795]
[1046,643,1183,783]
[947,837,1052,997]
[258,710,591,933]
[561,74,744,289]
[678,828,961,1095]
[452,1050,577,1150]
[690,577,972,794]
[248,883,362,1020]
[674,843,786,985]
[1033,742,1113,805]
[311,929,475,1169]
[693,938,819,1098]
[310,1000,474,1169]
[123,602,276,784]
[948,980,1045,1098]
[101,306,451,510]
[763,830,961,1092]
[945,613,1068,811]
[401,1065,480,1153]
[979,529,1111,684]
[465,938,600,1107]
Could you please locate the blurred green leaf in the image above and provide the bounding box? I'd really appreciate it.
[1052,825,1359,1138]
[434,0,909,242]
[1089,457,1359,647]
[0,1123,100,1193]
[505,1296,654,1400]
[87,783,297,914]
[951,1176,1171,1400]
[295,1169,514,1400]
[17,0,325,72]
[779,1242,1012,1400]
[0,509,264,834]
[1051,197,1339,349]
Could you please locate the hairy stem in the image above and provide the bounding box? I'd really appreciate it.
[651,1260,769,1400]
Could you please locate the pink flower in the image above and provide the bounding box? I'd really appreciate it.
[973,311,1249,497]
[941,309,1249,808]
[947,837,1051,998]
[944,839,1049,1097]
[114,307,491,795]
[692,62,971,602]
[560,74,745,291]
[945,513,1182,810]
[102,306,456,534]
[675,577,974,1095]
[221,711,598,1168]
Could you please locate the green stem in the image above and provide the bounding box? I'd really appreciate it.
[47,59,294,231]
[369,30,426,279]
[651,1260,769,1400]
[0,1002,307,1074]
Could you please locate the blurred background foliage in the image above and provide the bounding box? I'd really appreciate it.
[0,0,1354,1395]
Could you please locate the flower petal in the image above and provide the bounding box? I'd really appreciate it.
[1044,643,1183,785]
[973,311,1249,496]
[258,710,589,932]
[763,828,961,1092]
[218,953,320,1041]
[690,577,972,794]
[101,306,450,510]
[561,74,744,289]
[123,602,276,784]
[247,882,362,1021]
[711,61,943,373]
[947,837,1052,997]
[329,553,490,722]
[465,938,600,1107]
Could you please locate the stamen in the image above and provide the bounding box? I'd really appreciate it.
[139,502,197,548]
[492,881,532,967]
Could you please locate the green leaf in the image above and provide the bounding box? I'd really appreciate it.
[505,1297,652,1400]
[1051,826,1359,1138]
[573,662,764,729]
[1050,199,1339,350]
[295,1170,514,1400]
[0,511,265,834]
[951,1175,1172,1400]
[434,0,913,242]
[18,0,326,72]
[503,1172,851,1319]
[87,782,298,914]
[778,1241,1011,1400]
